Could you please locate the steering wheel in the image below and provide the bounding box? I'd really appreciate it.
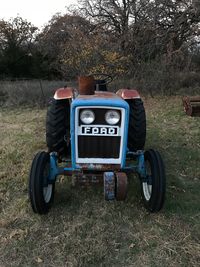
[90,73,113,85]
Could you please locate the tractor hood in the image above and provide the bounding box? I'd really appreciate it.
[77,91,120,99]
[71,91,130,114]
[70,90,130,170]
[73,91,128,108]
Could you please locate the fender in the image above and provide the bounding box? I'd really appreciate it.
[54,87,74,100]
[116,89,141,100]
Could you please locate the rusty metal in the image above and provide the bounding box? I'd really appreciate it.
[116,89,140,100]
[115,172,128,201]
[54,87,74,100]
[72,173,103,187]
[94,91,120,98]
[183,96,200,117]
[104,172,115,200]
[78,76,95,95]
[76,91,121,100]
[78,163,121,171]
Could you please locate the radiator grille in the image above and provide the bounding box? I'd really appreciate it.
[78,136,120,158]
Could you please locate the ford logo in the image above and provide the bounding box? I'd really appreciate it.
[79,125,120,136]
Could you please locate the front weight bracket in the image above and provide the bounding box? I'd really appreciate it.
[103,172,115,201]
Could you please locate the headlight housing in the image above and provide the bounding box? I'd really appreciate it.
[80,109,95,124]
[105,110,120,125]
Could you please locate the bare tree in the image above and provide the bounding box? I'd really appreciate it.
[78,0,136,52]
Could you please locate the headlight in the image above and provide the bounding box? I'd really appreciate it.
[80,109,95,124]
[105,110,120,125]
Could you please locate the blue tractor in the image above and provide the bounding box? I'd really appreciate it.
[29,75,166,214]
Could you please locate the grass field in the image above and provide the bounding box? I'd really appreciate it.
[0,97,200,267]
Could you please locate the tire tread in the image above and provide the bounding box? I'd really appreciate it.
[141,149,166,212]
[29,151,55,214]
[46,99,70,157]
[126,99,146,151]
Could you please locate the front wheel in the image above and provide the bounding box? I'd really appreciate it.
[141,149,166,212]
[29,151,55,214]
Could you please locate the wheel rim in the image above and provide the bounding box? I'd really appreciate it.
[142,182,152,201]
[43,184,53,203]
[42,161,52,203]
[142,161,152,201]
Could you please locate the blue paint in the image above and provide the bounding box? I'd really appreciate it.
[49,149,147,180]
[122,151,146,174]
[63,167,76,172]
[137,153,146,178]
[122,105,129,168]
[70,97,129,169]
[70,102,76,170]
[49,96,148,178]
[49,153,59,181]
[49,153,77,181]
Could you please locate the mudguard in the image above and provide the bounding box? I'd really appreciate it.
[116,89,140,100]
[54,87,74,100]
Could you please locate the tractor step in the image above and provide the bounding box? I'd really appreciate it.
[183,96,200,116]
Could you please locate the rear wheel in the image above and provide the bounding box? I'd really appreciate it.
[126,99,146,151]
[46,99,70,159]
[29,151,55,214]
[141,149,166,212]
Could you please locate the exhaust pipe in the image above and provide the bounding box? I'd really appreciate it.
[78,76,95,95]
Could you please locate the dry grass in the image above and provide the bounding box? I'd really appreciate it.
[1,79,199,108]
[0,80,78,107]
[0,97,200,267]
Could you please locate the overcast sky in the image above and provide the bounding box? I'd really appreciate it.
[0,0,78,28]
